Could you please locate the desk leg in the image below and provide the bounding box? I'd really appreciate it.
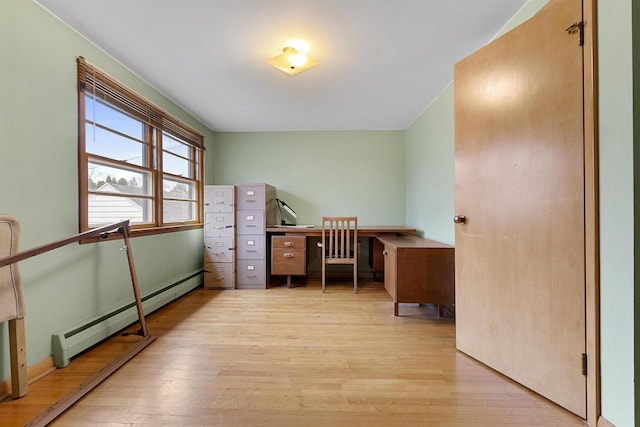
[394,302,399,317]
[287,275,291,288]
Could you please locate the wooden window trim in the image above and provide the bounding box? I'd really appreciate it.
[77,57,205,238]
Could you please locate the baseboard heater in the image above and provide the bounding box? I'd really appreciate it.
[52,270,202,368]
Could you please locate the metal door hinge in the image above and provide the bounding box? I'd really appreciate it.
[565,21,584,46]
[582,353,587,376]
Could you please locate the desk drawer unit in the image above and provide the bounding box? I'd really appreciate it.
[271,236,306,276]
[379,235,455,316]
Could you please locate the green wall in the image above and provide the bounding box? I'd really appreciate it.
[208,131,406,226]
[405,84,455,244]
[0,0,213,379]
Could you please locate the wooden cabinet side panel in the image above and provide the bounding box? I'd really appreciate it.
[383,245,397,300]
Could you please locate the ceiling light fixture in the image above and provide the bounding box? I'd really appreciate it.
[266,40,318,76]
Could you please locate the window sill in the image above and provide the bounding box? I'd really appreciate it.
[80,223,203,243]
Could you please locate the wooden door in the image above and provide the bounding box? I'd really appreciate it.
[454,0,585,417]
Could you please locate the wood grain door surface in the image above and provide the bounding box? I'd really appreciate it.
[454,0,585,417]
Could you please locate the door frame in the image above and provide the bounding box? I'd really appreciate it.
[583,0,599,425]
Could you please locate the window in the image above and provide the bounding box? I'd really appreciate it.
[77,57,205,236]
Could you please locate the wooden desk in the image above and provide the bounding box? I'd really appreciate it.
[266,225,416,237]
[266,226,416,286]
[377,235,455,316]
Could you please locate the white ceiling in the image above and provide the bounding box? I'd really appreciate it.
[35,0,526,132]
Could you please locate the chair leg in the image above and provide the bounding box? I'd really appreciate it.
[321,262,326,293]
[354,263,358,294]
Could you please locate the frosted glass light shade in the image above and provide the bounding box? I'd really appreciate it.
[266,46,318,76]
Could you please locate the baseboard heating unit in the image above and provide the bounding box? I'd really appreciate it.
[52,271,202,368]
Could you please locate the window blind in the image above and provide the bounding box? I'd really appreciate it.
[77,56,205,150]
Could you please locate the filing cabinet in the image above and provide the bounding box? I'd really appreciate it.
[204,263,234,289]
[204,238,234,263]
[203,185,235,289]
[204,185,234,212]
[271,235,306,287]
[204,213,234,238]
[237,235,266,259]
[235,183,276,289]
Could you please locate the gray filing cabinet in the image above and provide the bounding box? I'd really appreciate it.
[203,185,235,289]
[235,183,276,288]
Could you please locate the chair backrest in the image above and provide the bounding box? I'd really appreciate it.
[0,215,25,322]
[321,216,358,261]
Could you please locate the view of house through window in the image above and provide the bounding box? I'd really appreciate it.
[78,57,204,235]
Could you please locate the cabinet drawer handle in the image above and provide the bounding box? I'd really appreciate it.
[284,253,294,258]
[382,249,388,256]
[284,241,294,247]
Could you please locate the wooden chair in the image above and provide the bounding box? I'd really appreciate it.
[0,215,27,398]
[317,216,358,293]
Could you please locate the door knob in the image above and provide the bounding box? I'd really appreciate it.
[453,215,466,224]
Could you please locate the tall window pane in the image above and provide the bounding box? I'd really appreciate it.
[85,95,144,141]
[163,177,195,200]
[88,195,152,227]
[162,132,193,177]
[163,132,190,158]
[85,124,147,166]
[88,162,151,196]
[163,200,196,222]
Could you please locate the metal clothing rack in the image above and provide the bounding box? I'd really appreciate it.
[0,220,154,426]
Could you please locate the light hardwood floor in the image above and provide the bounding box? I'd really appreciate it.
[3,279,585,426]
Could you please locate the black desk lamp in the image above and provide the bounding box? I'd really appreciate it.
[276,198,297,225]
